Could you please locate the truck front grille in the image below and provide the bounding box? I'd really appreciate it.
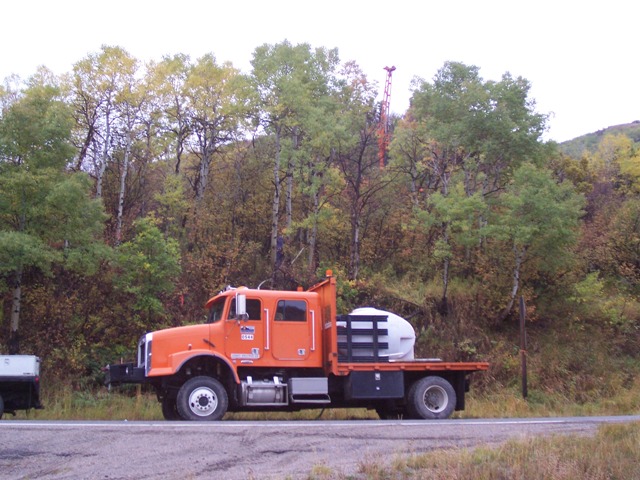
[137,333,152,375]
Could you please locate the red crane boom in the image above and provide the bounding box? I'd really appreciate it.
[377,65,396,169]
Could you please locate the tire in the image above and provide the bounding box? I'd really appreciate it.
[0,394,4,420]
[161,396,182,421]
[407,376,456,420]
[176,376,228,421]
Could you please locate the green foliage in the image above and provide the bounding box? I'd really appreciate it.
[489,163,585,271]
[1,45,637,406]
[115,216,181,321]
[0,73,109,353]
[429,184,488,249]
[569,272,604,320]
[153,173,190,238]
[0,73,74,168]
[566,271,640,330]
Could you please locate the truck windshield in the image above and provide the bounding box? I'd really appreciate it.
[207,298,226,323]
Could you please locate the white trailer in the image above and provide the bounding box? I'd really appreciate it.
[0,355,43,418]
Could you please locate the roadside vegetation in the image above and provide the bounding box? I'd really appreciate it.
[311,422,640,480]
[8,288,639,423]
[2,42,639,479]
[8,386,639,422]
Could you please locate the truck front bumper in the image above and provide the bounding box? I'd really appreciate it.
[105,363,146,386]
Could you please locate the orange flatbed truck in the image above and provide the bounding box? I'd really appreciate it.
[106,272,488,420]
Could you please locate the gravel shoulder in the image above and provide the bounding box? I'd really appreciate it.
[1,417,638,479]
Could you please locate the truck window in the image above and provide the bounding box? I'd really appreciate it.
[275,300,307,321]
[228,298,262,320]
[207,298,226,323]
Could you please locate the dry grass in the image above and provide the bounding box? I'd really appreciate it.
[5,383,381,421]
[462,375,640,419]
[7,378,639,422]
[311,422,640,479]
[6,383,161,421]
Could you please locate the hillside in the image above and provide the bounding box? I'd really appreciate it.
[2,48,639,422]
[560,120,640,157]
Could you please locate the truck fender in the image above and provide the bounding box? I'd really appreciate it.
[169,351,239,384]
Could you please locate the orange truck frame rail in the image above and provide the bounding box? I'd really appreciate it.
[106,272,489,420]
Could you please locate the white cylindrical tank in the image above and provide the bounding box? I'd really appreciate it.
[338,307,416,361]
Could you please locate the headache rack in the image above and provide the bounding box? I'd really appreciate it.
[337,314,390,363]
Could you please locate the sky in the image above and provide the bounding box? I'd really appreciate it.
[1,0,638,143]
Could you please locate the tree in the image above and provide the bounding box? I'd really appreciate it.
[146,54,192,175]
[402,61,548,309]
[70,46,137,198]
[426,183,488,303]
[115,216,181,328]
[614,200,640,288]
[334,115,386,281]
[330,61,386,281]
[0,74,106,353]
[489,164,584,321]
[112,56,145,244]
[250,41,340,280]
[184,54,250,202]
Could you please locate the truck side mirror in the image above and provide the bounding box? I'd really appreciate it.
[236,294,248,320]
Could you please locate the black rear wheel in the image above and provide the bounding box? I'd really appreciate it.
[407,376,456,419]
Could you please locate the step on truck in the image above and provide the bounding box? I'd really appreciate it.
[106,271,489,420]
[0,355,43,419]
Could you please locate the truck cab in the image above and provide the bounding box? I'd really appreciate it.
[207,288,324,368]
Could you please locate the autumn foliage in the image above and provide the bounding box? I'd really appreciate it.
[1,43,639,392]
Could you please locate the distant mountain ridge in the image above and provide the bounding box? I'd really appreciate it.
[559,120,640,157]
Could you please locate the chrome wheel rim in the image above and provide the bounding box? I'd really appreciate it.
[188,386,218,417]
[423,385,448,413]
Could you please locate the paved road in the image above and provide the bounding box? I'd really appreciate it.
[1,416,639,479]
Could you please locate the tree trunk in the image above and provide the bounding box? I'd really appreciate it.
[308,172,319,275]
[195,134,212,201]
[9,268,22,354]
[286,163,293,233]
[440,225,450,315]
[271,125,283,275]
[439,171,451,314]
[286,128,298,235]
[76,123,95,171]
[115,133,132,245]
[96,107,111,199]
[349,207,360,281]
[499,245,527,322]
[174,116,187,175]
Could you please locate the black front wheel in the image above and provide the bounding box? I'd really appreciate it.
[407,376,456,420]
[161,396,181,421]
[0,393,4,420]
[176,376,228,421]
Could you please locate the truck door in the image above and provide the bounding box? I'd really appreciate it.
[224,297,264,364]
[271,299,313,361]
